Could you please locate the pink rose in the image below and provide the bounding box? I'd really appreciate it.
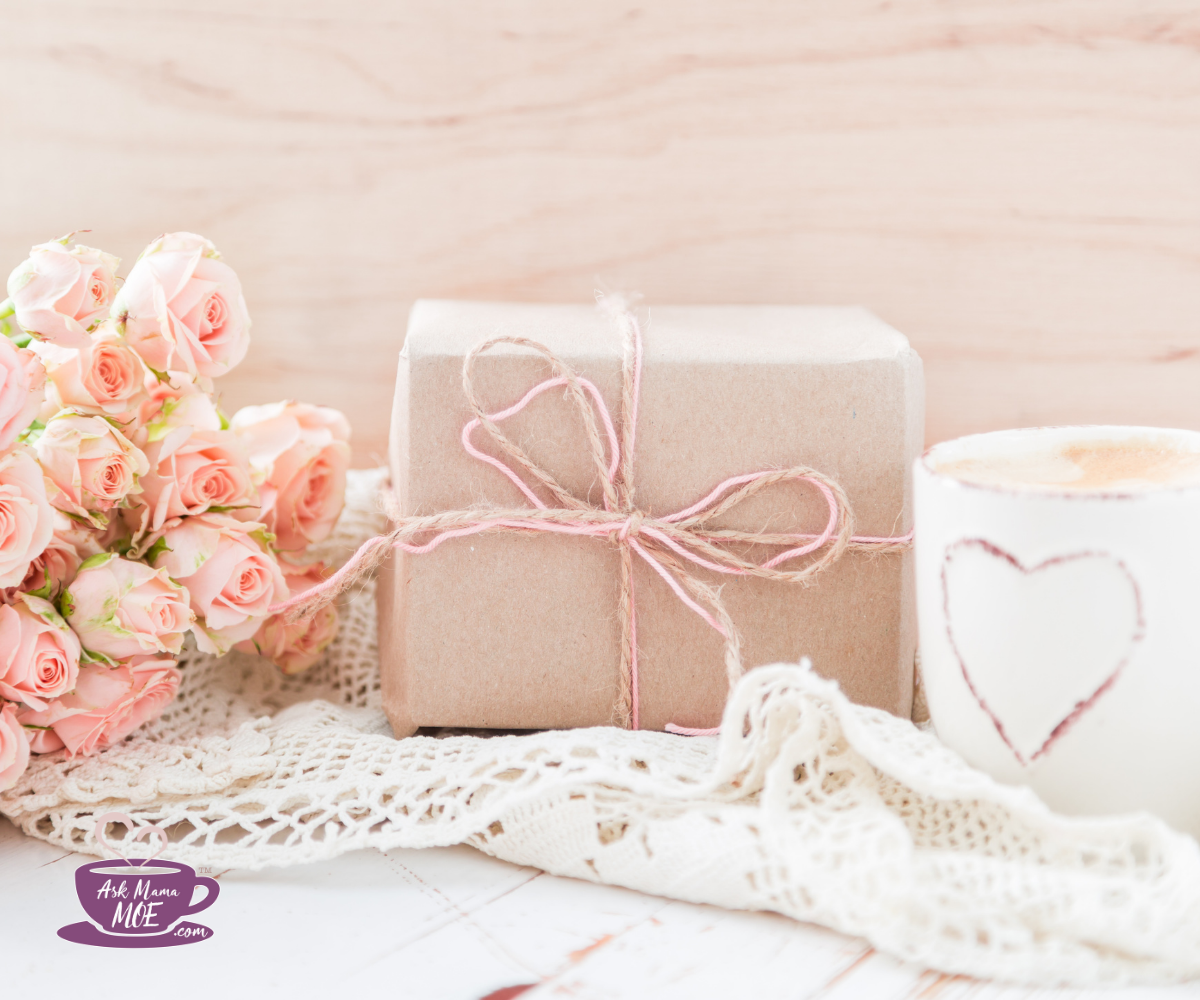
[32,320,147,419]
[34,412,148,524]
[235,560,339,674]
[0,336,45,451]
[112,232,250,379]
[64,553,192,661]
[18,655,181,758]
[1,530,81,605]
[132,428,257,535]
[4,237,119,347]
[0,701,31,790]
[0,449,54,588]
[110,656,182,739]
[26,726,64,754]
[133,375,221,438]
[57,508,126,563]
[0,595,80,711]
[150,512,286,654]
[1,510,90,605]
[232,402,350,551]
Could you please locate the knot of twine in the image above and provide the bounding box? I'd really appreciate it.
[272,298,913,734]
[615,511,644,543]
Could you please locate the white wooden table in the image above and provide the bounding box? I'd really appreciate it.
[3,817,1196,999]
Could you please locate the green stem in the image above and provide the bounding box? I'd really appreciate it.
[0,317,30,347]
[0,301,32,346]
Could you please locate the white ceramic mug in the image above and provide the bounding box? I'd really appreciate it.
[914,425,1200,836]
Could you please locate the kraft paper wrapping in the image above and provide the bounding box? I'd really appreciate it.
[378,301,924,735]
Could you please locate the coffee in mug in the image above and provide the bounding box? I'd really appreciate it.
[914,425,1200,835]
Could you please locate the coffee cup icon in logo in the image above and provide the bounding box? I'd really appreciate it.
[57,812,219,948]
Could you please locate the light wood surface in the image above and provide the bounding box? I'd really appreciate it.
[2,8,1197,987]
[5,817,1197,998]
[3,1,1198,466]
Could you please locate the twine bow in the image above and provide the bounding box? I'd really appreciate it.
[273,300,912,733]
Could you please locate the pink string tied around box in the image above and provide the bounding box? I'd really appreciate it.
[272,297,913,735]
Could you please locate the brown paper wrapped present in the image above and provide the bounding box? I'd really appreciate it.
[376,300,923,736]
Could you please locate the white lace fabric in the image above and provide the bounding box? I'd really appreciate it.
[3,469,1199,987]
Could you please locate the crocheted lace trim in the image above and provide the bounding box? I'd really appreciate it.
[3,469,1198,987]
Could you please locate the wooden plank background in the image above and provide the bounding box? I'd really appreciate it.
[2,1,1198,467]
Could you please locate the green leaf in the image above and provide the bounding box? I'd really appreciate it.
[145,420,174,443]
[80,647,119,667]
[21,593,68,630]
[144,396,183,443]
[249,528,276,550]
[98,414,129,432]
[144,536,172,565]
[25,580,53,601]
[78,552,115,572]
[58,590,75,619]
[17,418,45,445]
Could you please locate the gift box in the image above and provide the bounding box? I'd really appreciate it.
[377,301,923,735]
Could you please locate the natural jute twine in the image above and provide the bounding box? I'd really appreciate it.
[271,297,913,733]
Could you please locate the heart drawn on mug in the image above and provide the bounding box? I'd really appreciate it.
[941,539,1145,766]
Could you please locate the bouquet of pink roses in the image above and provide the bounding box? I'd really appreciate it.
[0,232,350,791]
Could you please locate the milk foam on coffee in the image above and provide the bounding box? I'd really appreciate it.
[934,431,1200,493]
